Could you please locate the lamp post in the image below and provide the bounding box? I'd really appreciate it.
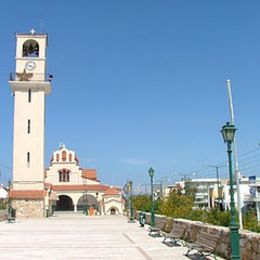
[95,192,99,215]
[8,180,11,218]
[205,165,220,198]
[148,167,155,227]
[128,180,134,222]
[221,122,240,260]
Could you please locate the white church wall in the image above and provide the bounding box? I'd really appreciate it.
[46,163,82,185]
[103,196,123,215]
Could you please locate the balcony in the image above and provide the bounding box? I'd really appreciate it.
[195,199,208,206]
[244,194,260,202]
[9,72,52,95]
[195,192,208,198]
[9,72,53,82]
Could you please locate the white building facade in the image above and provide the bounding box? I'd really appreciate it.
[45,145,124,215]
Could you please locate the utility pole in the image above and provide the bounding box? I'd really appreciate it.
[205,164,226,208]
[226,79,243,229]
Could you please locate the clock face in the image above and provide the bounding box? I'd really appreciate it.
[25,61,36,71]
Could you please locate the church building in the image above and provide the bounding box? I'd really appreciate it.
[45,144,124,216]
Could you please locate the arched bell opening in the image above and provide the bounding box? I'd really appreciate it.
[23,39,39,57]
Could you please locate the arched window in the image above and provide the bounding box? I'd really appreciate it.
[59,171,62,182]
[59,169,70,182]
[23,40,39,57]
[62,151,67,161]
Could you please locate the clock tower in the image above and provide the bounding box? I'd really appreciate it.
[8,30,52,217]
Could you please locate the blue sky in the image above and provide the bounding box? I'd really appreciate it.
[1,1,260,187]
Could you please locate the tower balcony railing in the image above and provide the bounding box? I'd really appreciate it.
[9,72,53,82]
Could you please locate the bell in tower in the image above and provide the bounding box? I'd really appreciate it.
[22,39,39,57]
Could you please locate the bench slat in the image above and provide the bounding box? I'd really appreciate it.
[149,221,166,236]
[162,223,186,246]
[185,231,219,259]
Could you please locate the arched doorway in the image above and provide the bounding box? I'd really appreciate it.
[110,208,116,215]
[77,194,98,213]
[56,195,74,211]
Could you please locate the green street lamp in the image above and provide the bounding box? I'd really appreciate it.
[221,122,240,260]
[148,167,155,227]
[8,180,11,219]
[128,180,134,222]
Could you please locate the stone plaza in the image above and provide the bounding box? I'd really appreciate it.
[0,213,224,260]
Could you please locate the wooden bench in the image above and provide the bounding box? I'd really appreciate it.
[161,223,186,246]
[149,220,166,237]
[185,231,219,259]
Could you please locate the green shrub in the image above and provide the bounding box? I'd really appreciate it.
[243,210,260,233]
[204,208,231,227]
[159,191,193,218]
[132,191,260,233]
[0,204,6,210]
[132,195,151,212]
[188,209,207,222]
[184,208,231,227]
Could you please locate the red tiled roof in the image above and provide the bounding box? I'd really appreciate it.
[52,184,110,192]
[81,169,97,180]
[104,187,120,195]
[9,190,47,199]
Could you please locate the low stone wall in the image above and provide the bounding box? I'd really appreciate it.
[240,231,260,260]
[136,211,260,260]
[0,209,7,221]
[12,199,44,218]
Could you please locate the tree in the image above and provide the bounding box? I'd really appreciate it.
[159,190,193,218]
[132,195,151,212]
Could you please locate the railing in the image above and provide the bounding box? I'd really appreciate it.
[244,194,260,202]
[195,199,208,204]
[195,192,208,197]
[9,72,53,82]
